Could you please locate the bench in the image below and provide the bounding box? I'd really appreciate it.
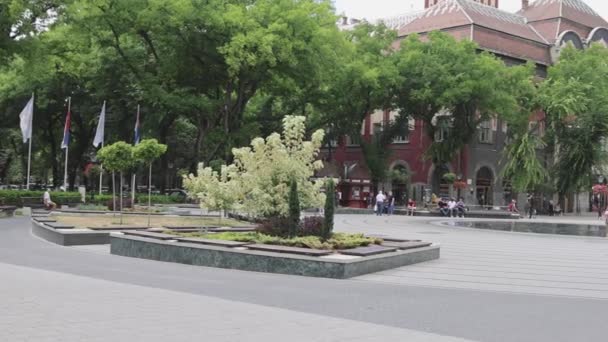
[175,237,250,248]
[245,244,333,256]
[339,245,397,257]
[0,205,17,217]
[122,231,177,240]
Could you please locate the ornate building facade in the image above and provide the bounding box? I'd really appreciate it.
[327,0,608,209]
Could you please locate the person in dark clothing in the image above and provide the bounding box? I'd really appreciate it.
[438,198,450,217]
[527,194,535,219]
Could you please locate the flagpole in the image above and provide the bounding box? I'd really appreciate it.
[25,93,34,190]
[99,142,104,195]
[63,97,71,192]
[132,104,140,205]
[26,134,32,190]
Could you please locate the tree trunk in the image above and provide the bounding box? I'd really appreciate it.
[120,172,124,224]
[112,171,116,217]
[148,163,152,227]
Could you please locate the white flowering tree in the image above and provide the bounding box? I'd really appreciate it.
[183,165,239,216]
[184,116,326,218]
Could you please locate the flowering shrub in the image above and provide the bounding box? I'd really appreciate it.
[184,116,326,217]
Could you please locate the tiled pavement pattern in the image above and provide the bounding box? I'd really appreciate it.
[0,262,472,342]
[339,215,608,299]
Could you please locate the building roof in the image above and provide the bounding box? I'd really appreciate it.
[518,0,608,42]
[399,0,548,44]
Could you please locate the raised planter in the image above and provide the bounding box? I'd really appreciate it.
[31,220,110,246]
[110,234,440,279]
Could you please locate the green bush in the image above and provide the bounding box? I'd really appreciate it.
[135,194,184,204]
[323,179,335,239]
[171,231,382,250]
[0,190,81,206]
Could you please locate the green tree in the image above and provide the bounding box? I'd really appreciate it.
[288,177,300,238]
[133,138,167,226]
[538,45,608,210]
[98,141,135,222]
[393,32,526,170]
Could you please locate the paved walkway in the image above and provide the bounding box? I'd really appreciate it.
[1,215,607,342]
[0,263,471,342]
[341,215,608,299]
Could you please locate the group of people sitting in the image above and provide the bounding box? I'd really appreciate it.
[437,197,466,217]
[373,191,417,216]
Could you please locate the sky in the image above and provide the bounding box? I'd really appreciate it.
[334,0,608,21]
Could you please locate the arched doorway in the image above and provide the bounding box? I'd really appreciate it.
[476,167,493,206]
[391,164,410,206]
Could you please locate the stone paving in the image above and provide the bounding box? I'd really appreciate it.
[1,215,608,342]
[339,215,608,299]
[0,262,472,342]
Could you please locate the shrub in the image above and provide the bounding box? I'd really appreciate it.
[0,190,81,206]
[256,217,291,236]
[170,231,381,250]
[288,177,300,237]
[107,198,134,211]
[298,216,324,237]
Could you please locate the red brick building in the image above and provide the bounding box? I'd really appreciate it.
[328,0,608,208]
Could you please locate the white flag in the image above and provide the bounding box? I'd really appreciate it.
[19,94,34,143]
[93,101,106,148]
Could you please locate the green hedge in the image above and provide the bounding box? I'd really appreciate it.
[87,194,184,205]
[0,190,185,207]
[0,190,82,206]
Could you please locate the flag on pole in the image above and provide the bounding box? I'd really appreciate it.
[61,102,71,149]
[19,94,34,143]
[93,101,106,148]
[134,105,141,145]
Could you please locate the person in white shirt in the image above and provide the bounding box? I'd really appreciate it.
[447,198,457,217]
[375,191,386,216]
[43,190,57,210]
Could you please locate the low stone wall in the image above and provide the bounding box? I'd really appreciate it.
[110,234,440,279]
[31,220,110,246]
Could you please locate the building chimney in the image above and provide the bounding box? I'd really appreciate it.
[522,0,529,10]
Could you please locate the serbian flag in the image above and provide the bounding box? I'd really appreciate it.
[134,105,141,145]
[61,103,71,149]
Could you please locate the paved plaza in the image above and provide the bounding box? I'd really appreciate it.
[1,214,607,341]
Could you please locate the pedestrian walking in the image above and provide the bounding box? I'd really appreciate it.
[386,192,395,215]
[375,191,386,216]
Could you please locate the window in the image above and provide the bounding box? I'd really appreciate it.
[435,125,449,142]
[393,118,415,144]
[479,120,494,144]
[373,123,383,135]
[346,135,361,146]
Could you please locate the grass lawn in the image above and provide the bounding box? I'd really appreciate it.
[54,214,244,229]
